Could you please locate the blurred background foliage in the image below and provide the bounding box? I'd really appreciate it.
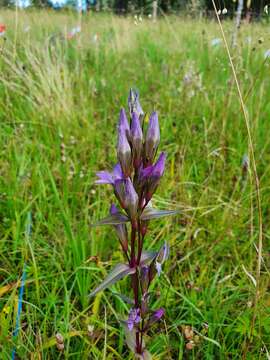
[0,0,268,17]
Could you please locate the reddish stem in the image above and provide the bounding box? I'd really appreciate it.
[130,226,142,354]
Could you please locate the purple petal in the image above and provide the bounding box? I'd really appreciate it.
[117,128,132,177]
[124,178,139,220]
[131,112,143,140]
[118,108,130,136]
[148,112,160,141]
[154,308,165,320]
[113,163,124,181]
[152,152,166,178]
[127,308,141,331]
[110,203,119,215]
[140,165,154,181]
[95,171,114,184]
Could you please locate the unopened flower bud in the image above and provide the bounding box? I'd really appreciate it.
[117,128,132,177]
[128,88,144,119]
[140,265,150,294]
[110,204,128,252]
[118,108,130,139]
[131,112,143,168]
[142,152,166,202]
[145,111,160,165]
[114,179,127,209]
[155,241,170,276]
[114,179,138,223]
[144,308,165,330]
[125,178,139,223]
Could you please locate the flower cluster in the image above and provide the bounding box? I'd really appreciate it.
[91,89,176,358]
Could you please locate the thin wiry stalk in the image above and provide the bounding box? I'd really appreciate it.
[211,0,263,343]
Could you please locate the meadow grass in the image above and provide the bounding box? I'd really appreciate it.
[0,9,270,359]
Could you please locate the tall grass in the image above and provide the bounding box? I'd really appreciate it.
[0,9,270,359]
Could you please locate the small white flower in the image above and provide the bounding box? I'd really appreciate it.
[211,38,222,47]
[217,9,221,15]
[222,8,228,14]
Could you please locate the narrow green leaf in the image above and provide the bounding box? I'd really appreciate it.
[123,323,146,354]
[91,213,129,227]
[89,263,135,297]
[112,292,135,305]
[141,207,180,221]
[140,250,157,266]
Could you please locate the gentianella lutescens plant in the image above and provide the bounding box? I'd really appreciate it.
[90,89,178,359]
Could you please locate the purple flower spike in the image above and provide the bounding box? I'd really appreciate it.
[131,112,143,168]
[127,308,141,331]
[117,128,132,178]
[118,108,130,139]
[128,88,144,118]
[145,112,160,165]
[110,203,128,252]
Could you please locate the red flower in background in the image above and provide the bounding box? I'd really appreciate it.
[0,24,6,36]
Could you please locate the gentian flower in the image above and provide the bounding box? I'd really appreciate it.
[117,127,132,178]
[144,308,165,330]
[153,308,165,320]
[95,163,123,185]
[125,178,139,222]
[127,308,141,331]
[140,152,166,201]
[114,178,138,222]
[145,111,160,165]
[130,112,143,168]
[91,89,175,358]
[110,204,128,252]
[118,108,130,139]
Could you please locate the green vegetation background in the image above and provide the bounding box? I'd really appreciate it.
[0,10,270,359]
